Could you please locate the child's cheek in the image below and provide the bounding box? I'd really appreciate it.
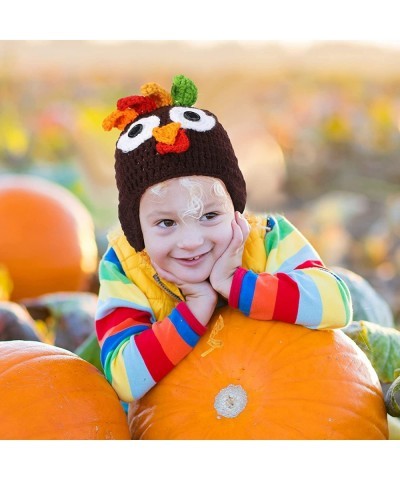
[222,223,235,250]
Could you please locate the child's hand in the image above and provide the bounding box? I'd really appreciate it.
[151,261,217,327]
[209,211,250,299]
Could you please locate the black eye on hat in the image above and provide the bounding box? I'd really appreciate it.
[128,124,144,138]
[183,111,201,121]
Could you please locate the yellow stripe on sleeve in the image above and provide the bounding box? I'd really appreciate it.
[109,340,133,402]
[305,269,347,329]
[99,278,151,307]
[267,229,312,273]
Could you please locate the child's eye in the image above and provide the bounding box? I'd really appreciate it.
[201,212,218,221]
[156,219,176,228]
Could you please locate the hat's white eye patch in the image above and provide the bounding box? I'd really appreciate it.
[169,107,216,132]
[117,115,160,153]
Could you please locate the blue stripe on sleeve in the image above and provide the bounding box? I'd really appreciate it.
[104,247,125,275]
[122,338,156,400]
[239,270,257,316]
[101,325,149,365]
[275,244,320,274]
[168,308,200,347]
[287,270,323,328]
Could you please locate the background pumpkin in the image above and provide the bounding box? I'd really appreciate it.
[332,266,394,327]
[128,307,388,440]
[0,175,98,301]
[0,301,43,342]
[0,340,130,439]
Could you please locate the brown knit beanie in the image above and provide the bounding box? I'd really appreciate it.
[103,74,247,251]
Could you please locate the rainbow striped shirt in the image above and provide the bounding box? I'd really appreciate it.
[95,214,352,402]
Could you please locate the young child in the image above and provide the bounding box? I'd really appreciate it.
[96,74,352,403]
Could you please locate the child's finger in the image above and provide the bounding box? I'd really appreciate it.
[232,212,249,247]
[229,218,245,252]
[235,211,250,241]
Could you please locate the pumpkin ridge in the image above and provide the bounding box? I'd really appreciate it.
[271,376,381,393]
[262,401,386,439]
[263,333,359,376]
[255,324,318,359]
[249,415,316,440]
[129,412,153,439]
[266,395,387,434]
[0,352,84,376]
[9,422,123,440]
[266,352,369,378]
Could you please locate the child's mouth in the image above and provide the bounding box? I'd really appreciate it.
[175,252,208,265]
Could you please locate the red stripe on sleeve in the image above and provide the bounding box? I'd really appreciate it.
[272,273,300,323]
[295,259,324,270]
[176,302,207,336]
[96,307,151,341]
[228,267,248,308]
[134,328,175,382]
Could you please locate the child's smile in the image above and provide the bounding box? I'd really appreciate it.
[139,176,235,284]
[173,251,209,266]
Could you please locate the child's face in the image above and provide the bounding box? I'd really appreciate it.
[139,176,235,284]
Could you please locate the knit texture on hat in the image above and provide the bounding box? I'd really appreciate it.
[103,75,247,251]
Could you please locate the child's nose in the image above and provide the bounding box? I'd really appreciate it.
[176,226,204,250]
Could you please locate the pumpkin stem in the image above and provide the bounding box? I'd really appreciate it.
[214,384,248,419]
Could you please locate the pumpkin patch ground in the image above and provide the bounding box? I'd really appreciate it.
[128,307,388,440]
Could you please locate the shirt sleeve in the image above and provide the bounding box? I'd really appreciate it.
[228,214,353,329]
[95,246,207,402]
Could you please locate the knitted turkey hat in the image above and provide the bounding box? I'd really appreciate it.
[103,74,247,251]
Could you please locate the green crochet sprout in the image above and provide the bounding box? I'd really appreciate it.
[171,75,198,107]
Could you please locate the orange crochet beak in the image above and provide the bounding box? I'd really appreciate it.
[152,122,190,155]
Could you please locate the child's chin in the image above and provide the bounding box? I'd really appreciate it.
[177,269,211,285]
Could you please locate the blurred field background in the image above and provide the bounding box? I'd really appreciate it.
[1,39,400,324]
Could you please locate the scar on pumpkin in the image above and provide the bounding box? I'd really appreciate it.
[201,315,224,357]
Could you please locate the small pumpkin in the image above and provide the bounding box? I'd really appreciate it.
[0,175,98,301]
[0,340,130,439]
[128,307,388,440]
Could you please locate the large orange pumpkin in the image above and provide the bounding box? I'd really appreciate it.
[0,340,130,439]
[128,307,388,440]
[0,175,98,301]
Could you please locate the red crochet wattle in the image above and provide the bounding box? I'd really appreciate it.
[156,129,190,155]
